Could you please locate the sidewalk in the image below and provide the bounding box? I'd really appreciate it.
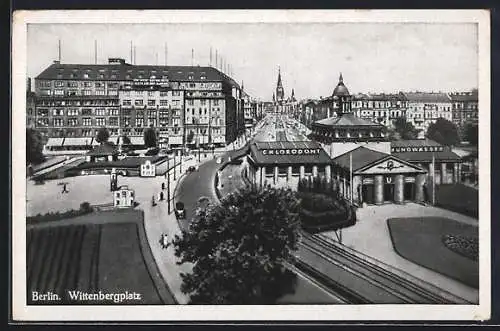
[139,153,214,304]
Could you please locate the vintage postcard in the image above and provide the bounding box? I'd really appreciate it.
[12,10,490,322]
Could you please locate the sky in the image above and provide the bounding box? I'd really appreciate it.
[27,23,478,101]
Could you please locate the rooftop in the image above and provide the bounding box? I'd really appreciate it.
[332,147,390,172]
[314,113,385,128]
[448,91,478,102]
[391,139,442,148]
[87,142,119,156]
[404,92,451,103]
[249,141,332,165]
[36,59,240,88]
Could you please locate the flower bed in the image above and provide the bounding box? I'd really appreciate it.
[442,234,479,261]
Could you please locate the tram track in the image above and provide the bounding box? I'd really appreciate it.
[296,232,472,304]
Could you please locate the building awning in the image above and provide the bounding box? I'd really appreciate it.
[63,137,93,146]
[45,138,64,147]
[129,136,145,145]
[249,141,332,166]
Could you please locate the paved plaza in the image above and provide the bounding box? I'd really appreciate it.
[323,203,479,303]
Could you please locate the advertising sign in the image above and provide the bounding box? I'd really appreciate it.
[391,146,444,153]
[261,148,322,156]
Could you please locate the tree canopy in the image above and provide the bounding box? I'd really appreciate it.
[26,128,45,165]
[96,127,110,144]
[393,117,419,140]
[426,118,460,146]
[144,127,157,148]
[463,123,478,146]
[172,186,301,304]
[186,130,195,144]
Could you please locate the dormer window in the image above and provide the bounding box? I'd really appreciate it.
[201,76,206,80]
[188,75,194,80]
[83,73,89,79]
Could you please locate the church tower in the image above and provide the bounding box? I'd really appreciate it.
[275,66,285,103]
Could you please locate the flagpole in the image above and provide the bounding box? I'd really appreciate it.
[432,152,436,205]
[350,152,353,204]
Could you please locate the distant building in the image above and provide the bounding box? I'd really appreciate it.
[85,142,119,162]
[33,58,244,150]
[140,160,156,177]
[113,185,135,208]
[26,78,36,129]
[351,92,408,128]
[404,92,453,134]
[448,90,478,133]
[272,67,297,116]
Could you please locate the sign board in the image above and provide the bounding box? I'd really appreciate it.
[391,146,444,153]
[262,148,322,156]
[140,160,156,177]
[359,158,422,175]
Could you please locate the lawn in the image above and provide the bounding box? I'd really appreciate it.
[27,210,174,304]
[387,217,478,288]
[435,184,478,219]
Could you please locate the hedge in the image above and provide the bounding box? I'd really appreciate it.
[27,202,94,225]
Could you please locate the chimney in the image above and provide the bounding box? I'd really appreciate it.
[53,60,60,64]
[26,77,31,92]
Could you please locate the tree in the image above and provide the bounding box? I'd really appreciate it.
[393,117,419,140]
[144,127,157,148]
[172,186,301,304]
[463,123,478,146]
[26,128,45,165]
[121,135,131,145]
[426,118,460,146]
[96,127,110,144]
[186,130,195,144]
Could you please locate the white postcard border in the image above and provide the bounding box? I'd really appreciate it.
[11,9,491,321]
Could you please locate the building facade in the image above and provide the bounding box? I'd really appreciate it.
[33,58,244,150]
[404,92,453,135]
[351,92,408,129]
[247,141,332,190]
[449,90,479,134]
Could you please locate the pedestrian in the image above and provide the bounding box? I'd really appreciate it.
[159,191,164,201]
[161,182,165,190]
[152,195,156,206]
[61,183,69,194]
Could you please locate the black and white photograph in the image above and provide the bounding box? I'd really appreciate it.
[12,10,490,321]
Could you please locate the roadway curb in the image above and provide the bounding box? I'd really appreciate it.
[137,209,178,304]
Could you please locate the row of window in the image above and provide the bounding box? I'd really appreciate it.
[122,99,182,107]
[120,90,182,97]
[39,89,119,97]
[50,117,120,127]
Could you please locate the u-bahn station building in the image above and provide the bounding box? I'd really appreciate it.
[247,141,332,189]
[247,74,463,205]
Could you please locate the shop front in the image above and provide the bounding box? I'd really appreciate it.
[391,139,462,185]
[247,141,332,190]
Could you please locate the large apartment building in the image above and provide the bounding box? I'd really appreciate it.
[33,58,244,150]
[404,92,453,134]
[294,74,476,137]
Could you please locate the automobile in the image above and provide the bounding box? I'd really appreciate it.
[174,202,185,219]
[216,157,223,164]
[186,165,198,172]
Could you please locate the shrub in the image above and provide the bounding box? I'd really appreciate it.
[27,203,94,225]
